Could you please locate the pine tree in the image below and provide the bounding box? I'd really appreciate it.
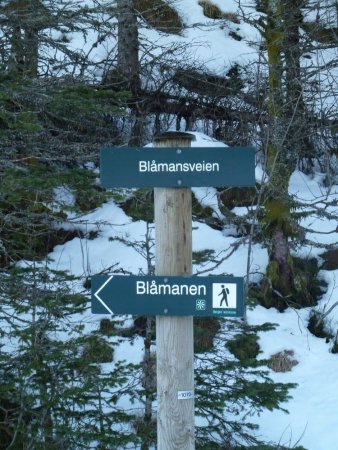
[242,0,338,309]
[0,161,144,448]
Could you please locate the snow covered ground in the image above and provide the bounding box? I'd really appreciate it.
[41,131,338,450]
[18,0,338,447]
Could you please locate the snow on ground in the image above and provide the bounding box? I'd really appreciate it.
[248,306,338,450]
[40,131,338,450]
[43,0,258,79]
[242,171,338,449]
[164,0,258,71]
[18,0,338,446]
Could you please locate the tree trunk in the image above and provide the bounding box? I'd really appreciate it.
[7,0,40,77]
[116,0,144,145]
[25,25,39,77]
[117,0,140,94]
[261,0,317,309]
[262,0,296,309]
[271,228,292,289]
[282,0,313,165]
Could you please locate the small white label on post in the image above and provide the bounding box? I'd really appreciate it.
[177,390,194,400]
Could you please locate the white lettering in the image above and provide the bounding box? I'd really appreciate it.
[150,160,158,172]
[199,285,206,295]
[158,284,171,295]
[171,285,180,295]
[189,285,197,295]
[136,281,146,294]
[150,280,158,295]
[139,161,147,172]
[135,280,207,296]
[137,160,220,173]
[180,285,188,295]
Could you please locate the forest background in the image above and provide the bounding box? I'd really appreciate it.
[1,0,338,449]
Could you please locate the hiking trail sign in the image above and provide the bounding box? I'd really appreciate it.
[100,146,255,188]
[95,133,253,450]
[91,275,244,318]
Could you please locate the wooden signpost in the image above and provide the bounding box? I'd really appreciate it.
[154,133,195,449]
[91,132,255,450]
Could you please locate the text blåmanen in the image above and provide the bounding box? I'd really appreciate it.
[139,160,220,173]
[136,280,206,296]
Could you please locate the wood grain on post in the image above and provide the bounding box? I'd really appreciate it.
[154,132,195,450]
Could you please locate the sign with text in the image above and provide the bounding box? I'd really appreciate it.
[91,275,244,317]
[100,146,255,188]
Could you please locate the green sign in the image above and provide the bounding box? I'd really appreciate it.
[91,275,245,317]
[100,147,255,188]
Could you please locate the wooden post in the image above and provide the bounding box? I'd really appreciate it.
[154,132,195,450]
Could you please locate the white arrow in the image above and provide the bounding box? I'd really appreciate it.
[94,275,114,314]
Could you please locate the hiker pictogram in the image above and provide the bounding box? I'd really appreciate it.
[212,282,237,309]
[219,285,230,307]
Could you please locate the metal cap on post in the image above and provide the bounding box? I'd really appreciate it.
[154,131,195,450]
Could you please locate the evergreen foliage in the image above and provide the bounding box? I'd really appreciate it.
[195,335,296,448]
[0,75,130,160]
[192,321,296,447]
[1,0,337,447]
[0,162,109,263]
[0,140,140,448]
[0,267,139,449]
[194,317,221,353]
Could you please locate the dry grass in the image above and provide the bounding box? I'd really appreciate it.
[268,350,299,372]
[135,0,184,34]
[198,0,240,23]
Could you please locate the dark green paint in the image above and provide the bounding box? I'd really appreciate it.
[100,146,255,188]
[91,275,245,317]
